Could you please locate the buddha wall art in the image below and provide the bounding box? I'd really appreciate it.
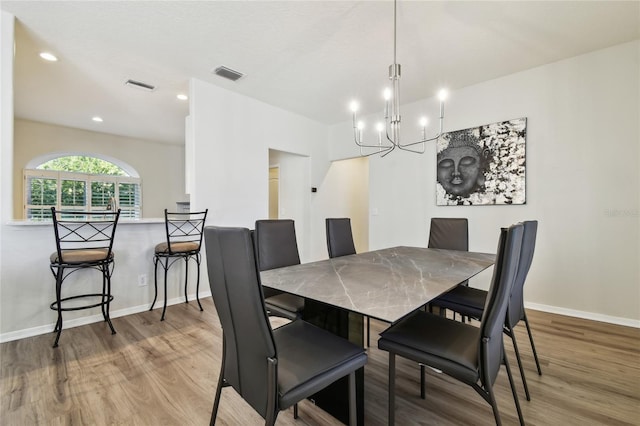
[436,117,527,206]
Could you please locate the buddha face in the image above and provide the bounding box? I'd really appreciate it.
[437,145,484,197]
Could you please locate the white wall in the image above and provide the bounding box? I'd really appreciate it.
[0,221,187,341]
[329,41,640,325]
[189,78,330,262]
[13,119,187,219]
[309,157,369,260]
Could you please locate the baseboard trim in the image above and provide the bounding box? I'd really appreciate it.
[525,302,640,328]
[2,294,636,342]
[0,291,213,343]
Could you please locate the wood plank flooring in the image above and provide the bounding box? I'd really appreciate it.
[1,299,639,425]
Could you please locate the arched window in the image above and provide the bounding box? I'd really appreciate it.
[24,155,142,220]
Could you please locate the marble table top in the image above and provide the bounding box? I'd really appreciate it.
[260,246,495,324]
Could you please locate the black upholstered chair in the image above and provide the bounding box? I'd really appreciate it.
[150,209,208,321]
[431,220,541,401]
[326,217,374,347]
[326,217,357,258]
[429,217,469,283]
[204,226,368,426]
[378,223,525,426]
[49,207,121,348]
[254,219,305,320]
[426,217,470,320]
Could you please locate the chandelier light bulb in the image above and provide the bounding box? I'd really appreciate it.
[357,121,365,130]
[350,101,359,113]
[383,88,392,101]
[420,117,428,128]
[438,89,448,102]
[376,122,384,133]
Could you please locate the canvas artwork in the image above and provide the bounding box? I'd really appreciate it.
[436,117,527,206]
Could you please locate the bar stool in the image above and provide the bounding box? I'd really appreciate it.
[150,209,208,321]
[49,207,121,348]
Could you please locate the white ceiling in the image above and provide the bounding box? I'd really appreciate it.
[3,1,639,145]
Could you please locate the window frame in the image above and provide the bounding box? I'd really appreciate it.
[23,169,142,220]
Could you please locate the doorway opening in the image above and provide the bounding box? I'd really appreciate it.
[269,166,279,219]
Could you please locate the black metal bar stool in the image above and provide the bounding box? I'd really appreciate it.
[150,209,208,321]
[49,207,121,348]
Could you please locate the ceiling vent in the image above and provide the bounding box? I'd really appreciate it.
[124,79,156,92]
[213,66,244,82]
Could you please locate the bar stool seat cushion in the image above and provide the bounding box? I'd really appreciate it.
[50,249,113,264]
[155,241,200,254]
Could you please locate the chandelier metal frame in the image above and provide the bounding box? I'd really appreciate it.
[350,0,447,157]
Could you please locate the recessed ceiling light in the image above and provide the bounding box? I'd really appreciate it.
[92,116,103,123]
[39,52,58,62]
[177,94,188,101]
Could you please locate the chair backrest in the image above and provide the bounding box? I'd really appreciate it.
[478,223,523,386]
[506,220,538,328]
[204,226,276,418]
[164,209,208,254]
[326,218,357,258]
[428,218,469,251]
[254,219,301,271]
[51,207,121,263]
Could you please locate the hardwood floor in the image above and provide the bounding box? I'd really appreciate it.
[1,299,639,425]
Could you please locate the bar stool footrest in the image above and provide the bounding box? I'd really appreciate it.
[50,293,114,312]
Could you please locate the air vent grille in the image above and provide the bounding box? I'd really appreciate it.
[213,66,244,81]
[125,79,156,91]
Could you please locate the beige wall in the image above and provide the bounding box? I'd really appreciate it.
[13,119,187,219]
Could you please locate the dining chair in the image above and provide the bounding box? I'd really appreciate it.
[49,207,121,348]
[378,223,525,426]
[150,209,208,321]
[428,217,469,280]
[204,226,368,426]
[326,217,373,347]
[254,219,305,320]
[430,220,541,401]
[426,217,470,320]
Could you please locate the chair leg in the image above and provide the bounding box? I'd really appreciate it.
[210,359,225,426]
[504,352,525,426]
[161,261,169,321]
[100,266,108,321]
[150,256,159,311]
[388,353,396,426]
[184,256,189,304]
[104,266,116,335]
[523,311,542,375]
[420,364,425,399]
[366,316,370,348]
[486,380,502,426]
[349,371,357,426]
[508,328,530,401]
[53,268,64,348]
[195,253,203,311]
[293,403,298,419]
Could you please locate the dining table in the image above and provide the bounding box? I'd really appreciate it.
[260,245,495,425]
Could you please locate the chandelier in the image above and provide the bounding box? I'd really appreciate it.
[349,0,448,157]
